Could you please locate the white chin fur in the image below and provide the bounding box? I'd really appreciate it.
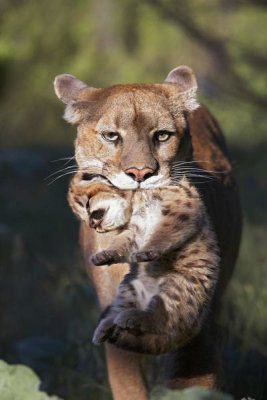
[140,175,169,189]
[110,172,169,190]
[110,172,139,190]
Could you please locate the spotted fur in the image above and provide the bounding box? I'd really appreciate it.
[69,173,219,354]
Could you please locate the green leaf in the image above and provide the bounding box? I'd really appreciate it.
[0,360,63,400]
[151,386,233,400]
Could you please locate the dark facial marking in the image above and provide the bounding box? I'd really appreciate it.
[178,184,193,198]
[153,193,162,201]
[162,207,171,216]
[177,213,190,222]
[82,173,96,181]
[172,292,181,302]
[75,199,84,207]
[90,209,105,220]
[187,298,195,307]
[189,249,200,255]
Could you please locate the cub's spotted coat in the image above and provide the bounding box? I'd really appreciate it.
[69,172,219,354]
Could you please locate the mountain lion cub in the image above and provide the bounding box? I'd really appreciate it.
[68,172,219,353]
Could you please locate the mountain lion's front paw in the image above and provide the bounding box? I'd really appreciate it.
[91,250,125,266]
[130,250,161,263]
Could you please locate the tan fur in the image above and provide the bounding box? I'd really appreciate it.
[54,67,242,397]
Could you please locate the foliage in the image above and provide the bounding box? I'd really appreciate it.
[0,0,266,146]
[0,360,62,400]
[152,387,233,400]
[0,359,234,400]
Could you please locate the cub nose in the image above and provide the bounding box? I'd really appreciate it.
[125,167,155,182]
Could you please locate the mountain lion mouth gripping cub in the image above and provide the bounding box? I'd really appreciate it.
[68,172,219,353]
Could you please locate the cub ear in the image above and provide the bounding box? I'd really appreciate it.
[164,66,199,112]
[54,74,88,105]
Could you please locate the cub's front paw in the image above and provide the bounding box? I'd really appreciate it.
[92,316,115,345]
[130,250,161,263]
[91,250,125,266]
[114,310,152,333]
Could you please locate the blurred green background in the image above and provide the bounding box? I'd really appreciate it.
[0,0,267,399]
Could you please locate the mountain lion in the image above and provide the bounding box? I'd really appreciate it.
[54,66,242,400]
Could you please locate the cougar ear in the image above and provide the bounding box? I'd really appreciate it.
[54,74,88,105]
[165,66,197,90]
[164,66,199,112]
[54,74,97,124]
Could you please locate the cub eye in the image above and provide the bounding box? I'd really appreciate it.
[102,132,120,142]
[154,130,173,143]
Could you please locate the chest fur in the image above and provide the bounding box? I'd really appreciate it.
[131,191,163,248]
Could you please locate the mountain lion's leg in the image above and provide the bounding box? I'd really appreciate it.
[80,223,149,400]
[164,320,218,390]
[106,345,148,400]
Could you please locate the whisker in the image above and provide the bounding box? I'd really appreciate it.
[171,171,223,179]
[47,167,101,185]
[170,169,211,175]
[51,156,75,168]
[170,173,216,182]
[170,166,225,174]
[44,165,78,180]
[173,159,238,172]
[170,180,213,186]
[171,160,213,165]
[171,160,230,176]
[61,157,76,168]
[173,173,218,180]
[187,174,216,180]
[170,177,215,185]
[51,156,75,163]
[47,170,79,185]
[189,181,214,185]
[170,171,214,177]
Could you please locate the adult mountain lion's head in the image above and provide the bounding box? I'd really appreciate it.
[54,66,199,190]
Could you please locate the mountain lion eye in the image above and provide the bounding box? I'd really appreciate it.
[154,130,173,142]
[102,132,120,142]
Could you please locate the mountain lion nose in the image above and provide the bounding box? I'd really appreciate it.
[125,167,155,182]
